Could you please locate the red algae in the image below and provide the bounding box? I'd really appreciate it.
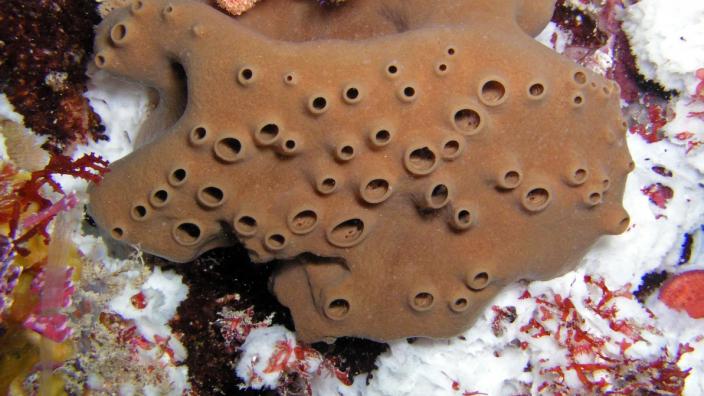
[98,311,178,364]
[691,68,704,103]
[0,171,86,392]
[259,338,354,394]
[0,153,108,257]
[641,183,674,210]
[628,95,672,143]
[519,275,693,394]
[217,306,273,346]
[0,116,106,392]
[491,305,518,337]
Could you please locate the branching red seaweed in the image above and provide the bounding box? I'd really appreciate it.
[0,153,108,257]
[99,311,179,365]
[518,276,692,394]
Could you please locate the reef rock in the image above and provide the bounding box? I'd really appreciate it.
[88,0,633,342]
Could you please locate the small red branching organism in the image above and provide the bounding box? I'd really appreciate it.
[641,183,674,210]
[264,340,319,374]
[491,305,517,337]
[232,317,353,394]
[521,275,693,394]
[0,153,108,257]
[628,95,672,144]
[262,338,352,395]
[689,68,704,105]
[658,270,704,319]
[216,306,273,350]
[672,132,703,154]
[99,311,179,365]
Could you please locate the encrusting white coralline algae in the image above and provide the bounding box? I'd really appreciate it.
[2,1,702,395]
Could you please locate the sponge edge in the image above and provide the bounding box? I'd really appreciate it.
[233,0,557,42]
[88,0,632,342]
[516,0,558,36]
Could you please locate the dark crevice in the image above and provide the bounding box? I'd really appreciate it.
[166,246,386,394]
[633,270,669,303]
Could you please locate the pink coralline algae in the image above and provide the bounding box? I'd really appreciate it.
[22,312,72,343]
[22,267,76,343]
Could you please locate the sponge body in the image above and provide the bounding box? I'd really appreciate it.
[89,0,632,342]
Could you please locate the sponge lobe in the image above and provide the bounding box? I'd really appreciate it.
[88,0,632,342]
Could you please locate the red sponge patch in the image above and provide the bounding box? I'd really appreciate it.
[658,270,704,319]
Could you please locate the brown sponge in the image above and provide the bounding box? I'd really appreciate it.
[233,0,557,41]
[88,0,632,342]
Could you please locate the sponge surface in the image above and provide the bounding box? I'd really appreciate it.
[88,0,632,342]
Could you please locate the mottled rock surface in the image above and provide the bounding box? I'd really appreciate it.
[0,0,106,153]
[88,0,632,342]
